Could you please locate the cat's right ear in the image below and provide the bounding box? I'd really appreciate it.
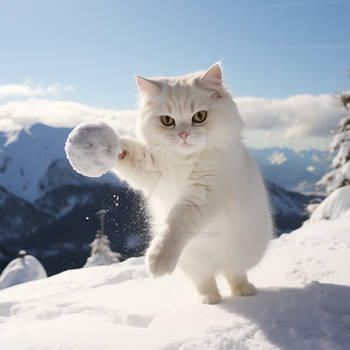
[135,75,160,96]
[198,63,223,95]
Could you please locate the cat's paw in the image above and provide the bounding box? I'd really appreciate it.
[146,237,179,277]
[200,294,222,305]
[233,282,257,296]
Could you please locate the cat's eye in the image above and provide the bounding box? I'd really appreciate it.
[192,110,207,124]
[160,115,175,127]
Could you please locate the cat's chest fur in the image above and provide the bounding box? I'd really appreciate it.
[148,161,193,224]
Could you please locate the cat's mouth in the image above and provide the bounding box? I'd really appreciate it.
[179,141,193,147]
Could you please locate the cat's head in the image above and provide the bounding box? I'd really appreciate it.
[135,63,242,156]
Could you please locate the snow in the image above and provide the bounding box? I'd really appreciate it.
[319,115,350,194]
[0,255,47,290]
[84,255,120,267]
[65,121,122,178]
[342,161,350,179]
[308,186,350,223]
[332,141,350,168]
[330,130,350,152]
[319,164,350,194]
[1,216,350,349]
[268,151,287,165]
[0,123,122,203]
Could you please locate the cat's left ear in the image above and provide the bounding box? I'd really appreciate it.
[198,62,223,93]
[135,75,161,96]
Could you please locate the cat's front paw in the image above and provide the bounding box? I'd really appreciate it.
[146,237,179,277]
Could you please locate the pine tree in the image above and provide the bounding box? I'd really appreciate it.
[84,230,121,267]
[318,87,350,194]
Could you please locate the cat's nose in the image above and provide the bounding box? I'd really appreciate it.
[178,131,188,140]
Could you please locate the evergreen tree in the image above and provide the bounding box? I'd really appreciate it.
[318,85,350,194]
[84,230,121,267]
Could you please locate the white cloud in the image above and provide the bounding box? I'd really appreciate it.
[236,94,348,138]
[0,82,75,100]
[0,98,136,137]
[64,85,76,92]
[0,91,347,151]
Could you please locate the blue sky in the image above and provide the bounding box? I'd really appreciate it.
[0,0,349,149]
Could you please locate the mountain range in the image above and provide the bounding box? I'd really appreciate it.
[0,124,324,275]
[252,147,327,194]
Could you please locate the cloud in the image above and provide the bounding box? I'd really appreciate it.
[236,94,348,138]
[0,98,137,137]
[0,81,75,100]
[0,92,347,150]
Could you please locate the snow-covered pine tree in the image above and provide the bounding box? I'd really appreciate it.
[0,250,47,290]
[84,230,122,268]
[318,89,350,194]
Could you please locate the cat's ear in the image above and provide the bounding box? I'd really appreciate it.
[135,75,160,96]
[198,63,222,92]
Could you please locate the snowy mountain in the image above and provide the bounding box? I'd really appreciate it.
[0,124,71,202]
[1,124,326,202]
[266,181,322,234]
[0,123,323,275]
[0,186,51,241]
[0,212,349,349]
[251,147,326,194]
[0,124,117,202]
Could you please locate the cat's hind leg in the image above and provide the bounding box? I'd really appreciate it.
[196,276,221,304]
[182,267,221,304]
[223,271,257,297]
[195,275,222,305]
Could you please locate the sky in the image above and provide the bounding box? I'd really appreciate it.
[0,0,349,150]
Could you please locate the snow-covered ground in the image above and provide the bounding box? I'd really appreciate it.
[1,215,350,349]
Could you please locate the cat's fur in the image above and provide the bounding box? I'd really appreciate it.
[112,63,273,304]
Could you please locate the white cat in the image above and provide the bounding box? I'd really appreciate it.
[112,63,273,304]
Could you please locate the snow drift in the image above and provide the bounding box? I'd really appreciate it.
[308,185,350,223]
[1,213,350,349]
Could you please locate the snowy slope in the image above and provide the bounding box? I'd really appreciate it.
[308,186,350,223]
[1,216,350,349]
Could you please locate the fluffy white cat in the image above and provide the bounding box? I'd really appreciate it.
[113,63,273,304]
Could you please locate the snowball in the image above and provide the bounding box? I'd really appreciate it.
[65,121,121,177]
